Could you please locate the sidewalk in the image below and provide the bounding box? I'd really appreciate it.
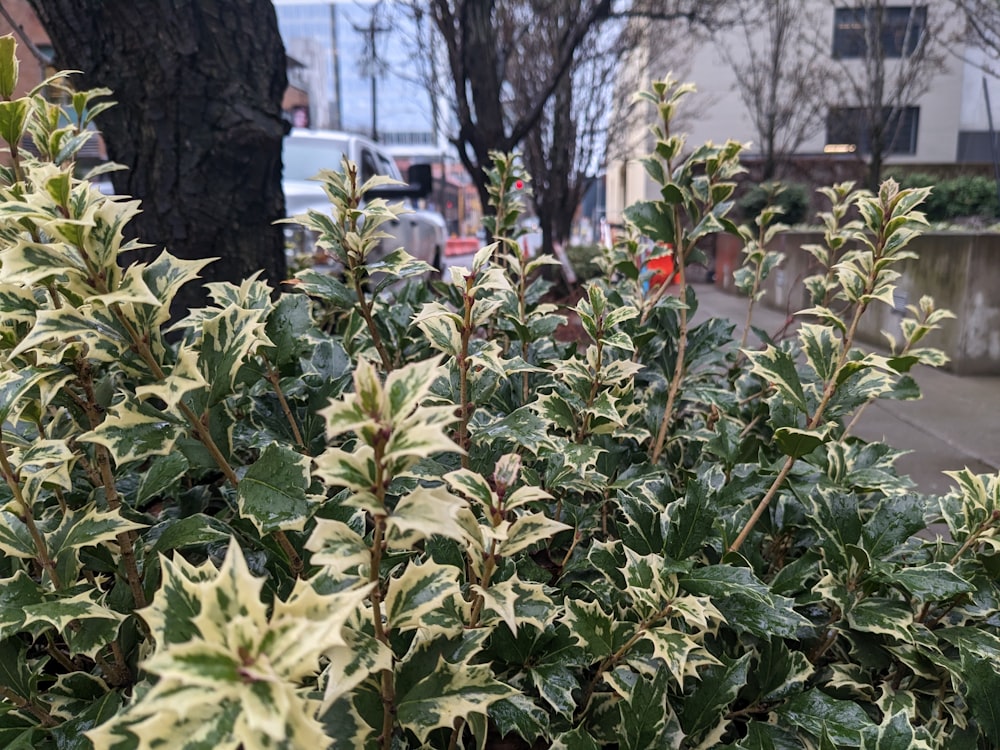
[690,282,1000,495]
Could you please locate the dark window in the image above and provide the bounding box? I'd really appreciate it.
[360,149,378,183]
[832,6,927,59]
[827,106,920,155]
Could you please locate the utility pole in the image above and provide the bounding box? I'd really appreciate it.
[354,3,388,141]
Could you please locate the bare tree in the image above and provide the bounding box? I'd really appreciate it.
[722,0,829,180]
[821,0,948,190]
[955,0,1000,69]
[511,2,620,253]
[418,0,728,212]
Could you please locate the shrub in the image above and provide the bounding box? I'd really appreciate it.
[0,45,997,750]
[891,171,1000,221]
[736,180,810,225]
[565,242,604,281]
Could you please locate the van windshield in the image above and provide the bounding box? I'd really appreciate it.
[282,138,347,181]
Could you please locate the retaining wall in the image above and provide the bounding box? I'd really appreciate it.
[715,231,1000,375]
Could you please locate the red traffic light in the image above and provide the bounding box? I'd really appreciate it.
[514,179,524,190]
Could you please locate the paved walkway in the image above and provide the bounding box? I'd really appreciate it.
[690,282,1000,496]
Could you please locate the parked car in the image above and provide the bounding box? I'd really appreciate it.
[282,129,447,273]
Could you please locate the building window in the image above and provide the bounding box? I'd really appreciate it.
[827,106,920,155]
[832,6,927,59]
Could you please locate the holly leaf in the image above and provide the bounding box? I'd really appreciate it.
[237,442,316,534]
[384,559,462,634]
[395,658,515,743]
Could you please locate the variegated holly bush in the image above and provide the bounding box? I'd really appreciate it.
[0,38,999,749]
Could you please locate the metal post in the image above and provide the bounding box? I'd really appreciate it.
[354,5,388,141]
[983,77,1000,210]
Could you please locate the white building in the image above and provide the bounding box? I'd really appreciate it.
[606,2,1000,225]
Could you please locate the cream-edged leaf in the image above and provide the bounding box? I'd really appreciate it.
[497,512,571,556]
[386,485,470,548]
[135,345,208,412]
[384,559,462,633]
[320,625,392,710]
[77,398,181,465]
[396,658,515,743]
[305,518,371,577]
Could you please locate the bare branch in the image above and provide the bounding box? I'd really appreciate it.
[0,1,51,65]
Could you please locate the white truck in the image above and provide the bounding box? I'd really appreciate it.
[282,128,447,271]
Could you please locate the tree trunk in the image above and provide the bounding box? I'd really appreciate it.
[525,74,580,256]
[27,0,288,317]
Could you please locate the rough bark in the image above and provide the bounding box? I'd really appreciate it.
[27,0,288,315]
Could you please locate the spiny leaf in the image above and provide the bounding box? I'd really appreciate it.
[776,689,875,746]
[395,658,515,743]
[384,559,462,634]
[237,442,315,534]
[746,346,809,413]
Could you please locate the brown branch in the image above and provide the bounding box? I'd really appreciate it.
[0,2,52,66]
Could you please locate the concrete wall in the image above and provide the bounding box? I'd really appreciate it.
[716,231,1000,375]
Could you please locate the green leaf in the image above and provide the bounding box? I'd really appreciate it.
[386,485,469,547]
[680,566,809,638]
[321,626,392,709]
[0,638,36,701]
[136,452,190,505]
[395,658,515,743]
[800,323,841,382]
[624,200,675,243]
[305,518,371,577]
[679,653,750,740]
[149,514,235,553]
[742,638,814,706]
[533,391,578,431]
[528,660,579,718]
[641,626,712,687]
[264,293,313,366]
[141,252,214,328]
[237,442,315,534]
[0,35,18,99]
[861,494,927,559]
[10,306,129,363]
[961,653,1000,746]
[0,511,36,559]
[0,572,44,639]
[476,575,556,633]
[473,406,553,454]
[883,562,974,602]
[0,99,27,147]
[551,727,601,750]
[774,426,829,459]
[49,691,122,750]
[0,367,51,425]
[860,711,934,750]
[77,398,182,465]
[51,504,146,554]
[489,694,548,746]
[445,468,496,513]
[846,598,913,642]
[621,668,671,750]
[775,690,875,746]
[664,475,717,559]
[22,593,125,657]
[199,303,271,405]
